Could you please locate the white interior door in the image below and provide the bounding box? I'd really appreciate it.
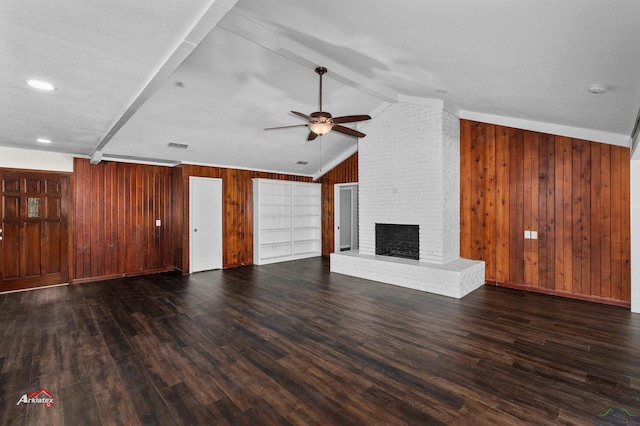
[190,177,222,273]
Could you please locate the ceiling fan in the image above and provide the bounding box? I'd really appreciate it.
[265,67,371,141]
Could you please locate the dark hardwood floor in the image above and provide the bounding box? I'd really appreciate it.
[1,257,640,425]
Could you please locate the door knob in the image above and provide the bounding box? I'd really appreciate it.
[194,228,198,232]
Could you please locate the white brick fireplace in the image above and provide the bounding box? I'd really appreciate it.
[330,100,485,298]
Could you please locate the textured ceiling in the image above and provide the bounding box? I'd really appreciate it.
[2,0,639,175]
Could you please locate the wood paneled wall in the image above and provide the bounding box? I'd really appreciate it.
[73,159,175,282]
[316,153,359,256]
[73,158,345,278]
[460,120,631,305]
[174,165,311,271]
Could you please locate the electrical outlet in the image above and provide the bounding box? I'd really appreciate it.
[156,219,161,227]
[531,230,538,239]
[524,230,531,239]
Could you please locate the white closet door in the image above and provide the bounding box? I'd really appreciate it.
[190,177,222,272]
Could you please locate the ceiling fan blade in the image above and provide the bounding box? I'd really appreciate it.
[332,114,371,124]
[264,124,308,130]
[291,111,311,121]
[307,132,318,141]
[332,125,366,138]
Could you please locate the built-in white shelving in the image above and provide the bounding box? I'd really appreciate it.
[253,179,322,265]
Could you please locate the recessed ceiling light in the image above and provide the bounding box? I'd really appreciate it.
[588,84,607,94]
[26,79,56,91]
[36,138,51,144]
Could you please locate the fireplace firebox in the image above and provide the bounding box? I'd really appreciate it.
[375,224,419,260]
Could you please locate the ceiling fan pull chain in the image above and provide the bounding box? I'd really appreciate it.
[319,137,322,173]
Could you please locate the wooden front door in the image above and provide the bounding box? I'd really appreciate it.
[1,171,70,291]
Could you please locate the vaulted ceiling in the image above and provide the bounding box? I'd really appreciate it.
[2,0,639,175]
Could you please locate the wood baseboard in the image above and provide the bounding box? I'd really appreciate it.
[485,280,631,308]
[71,267,177,284]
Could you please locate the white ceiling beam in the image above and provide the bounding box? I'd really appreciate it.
[90,0,239,158]
[90,150,103,165]
[218,10,398,104]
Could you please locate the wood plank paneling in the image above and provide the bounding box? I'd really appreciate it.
[460,121,472,260]
[483,124,496,281]
[316,153,359,256]
[523,131,537,287]
[514,130,526,285]
[599,144,612,298]
[470,122,483,263]
[507,128,520,284]
[460,120,631,305]
[620,149,631,301]
[494,126,509,281]
[537,134,555,290]
[590,142,602,297]
[73,159,174,282]
[610,147,625,301]
[559,136,573,293]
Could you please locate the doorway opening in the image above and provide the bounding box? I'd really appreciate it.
[334,183,358,253]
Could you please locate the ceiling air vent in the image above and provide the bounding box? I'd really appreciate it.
[296,161,309,165]
[167,142,189,149]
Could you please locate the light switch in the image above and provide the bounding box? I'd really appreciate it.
[156,219,161,227]
[524,230,531,239]
[531,230,538,239]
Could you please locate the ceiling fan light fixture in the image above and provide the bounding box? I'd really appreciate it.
[309,120,333,135]
[308,111,334,135]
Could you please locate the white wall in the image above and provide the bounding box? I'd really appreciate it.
[631,155,640,313]
[0,147,74,172]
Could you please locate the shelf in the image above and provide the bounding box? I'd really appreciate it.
[261,241,291,247]
[254,178,322,265]
[262,254,292,260]
[293,251,319,256]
